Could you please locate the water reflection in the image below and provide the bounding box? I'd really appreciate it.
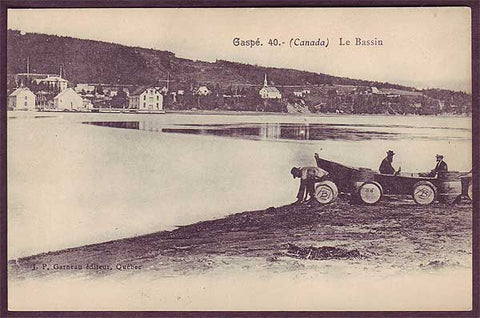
[84,121,402,141]
[166,123,400,141]
[85,121,140,130]
[83,121,470,141]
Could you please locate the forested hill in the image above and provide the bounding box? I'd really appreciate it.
[7,29,416,90]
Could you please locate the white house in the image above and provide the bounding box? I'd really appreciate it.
[82,99,94,110]
[54,88,84,111]
[157,86,169,94]
[128,87,163,110]
[107,89,118,97]
[171,92,177,103]
[259,74,282,99]
[35,76,68,92]
[293,89,311,98]
[8,87,36,110]
[293,91,304,97]
[75,84,95,94]
[196,86,211,96]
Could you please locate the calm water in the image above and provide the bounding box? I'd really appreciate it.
[84,121,470,142]
[8,112,472,258]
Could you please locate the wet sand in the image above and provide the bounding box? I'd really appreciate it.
[9,195,472,280]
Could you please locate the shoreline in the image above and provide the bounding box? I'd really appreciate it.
[165,109,473,118]
[9,195,472,280]
[7,109,473,119]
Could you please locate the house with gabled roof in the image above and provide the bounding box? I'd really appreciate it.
[8,87,36,110]
[54,88,83,111]
[195,86,211,96]
[34,76,68,92]
[128,87,163,110]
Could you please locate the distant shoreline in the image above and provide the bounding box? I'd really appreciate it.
[7,109,472,119]
[164,109,472,118]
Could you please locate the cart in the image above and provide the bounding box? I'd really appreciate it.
[312,155,472,205]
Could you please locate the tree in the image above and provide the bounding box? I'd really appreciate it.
[111,89,128,109]
[95,85,104,95]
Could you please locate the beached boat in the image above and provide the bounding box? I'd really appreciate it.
[313,155,472,205]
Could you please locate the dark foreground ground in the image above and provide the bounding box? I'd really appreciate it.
[9,195,472,280]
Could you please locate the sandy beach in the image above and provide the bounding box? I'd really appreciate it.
[8,195,473,310]
[10,194,472,278]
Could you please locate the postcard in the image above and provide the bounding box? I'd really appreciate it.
[5,6,474,313]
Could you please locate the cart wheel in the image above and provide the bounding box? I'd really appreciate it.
[314,181,338,204]
[356,181,383,205]
[412,181,437,205]
[467,181,473,201]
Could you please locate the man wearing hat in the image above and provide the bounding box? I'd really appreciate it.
[427,154,448,177]
[291,164,329,204]
[379,150,401,175]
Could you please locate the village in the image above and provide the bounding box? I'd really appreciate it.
[5,7,475,313]
[7,61,472,116]
[7,65,168,113]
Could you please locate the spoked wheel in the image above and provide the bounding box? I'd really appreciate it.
[353,181,383,205]
[314,181,339,204]
[412,181,437,205]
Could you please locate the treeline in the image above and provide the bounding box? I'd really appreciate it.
[214,60,413,90]
[7,30,173,86]
[7,29,471,115]
[8,29,428,91]
[421,89,471,108]
[163,86,471,115]
[304,92,469,115]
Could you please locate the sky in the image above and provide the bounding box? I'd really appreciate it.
[8,8,472,92]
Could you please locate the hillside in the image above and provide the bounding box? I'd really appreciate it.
[7,29,415,90]
[7,29,472,115]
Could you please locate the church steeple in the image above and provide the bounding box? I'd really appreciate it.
[264,73,268,87]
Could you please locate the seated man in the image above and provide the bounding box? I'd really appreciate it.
[427,154,448,177]
[379,150,401,175]
[291,165,329,203]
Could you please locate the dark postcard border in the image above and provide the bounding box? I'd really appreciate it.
[1,0,479,8]
[0,1,478,318]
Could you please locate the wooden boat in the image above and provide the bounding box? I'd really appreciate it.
[313,155,472,205]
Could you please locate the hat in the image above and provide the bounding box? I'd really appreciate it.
[290,167,300,178]
[436,154,444,159]
[387,150,395,156]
